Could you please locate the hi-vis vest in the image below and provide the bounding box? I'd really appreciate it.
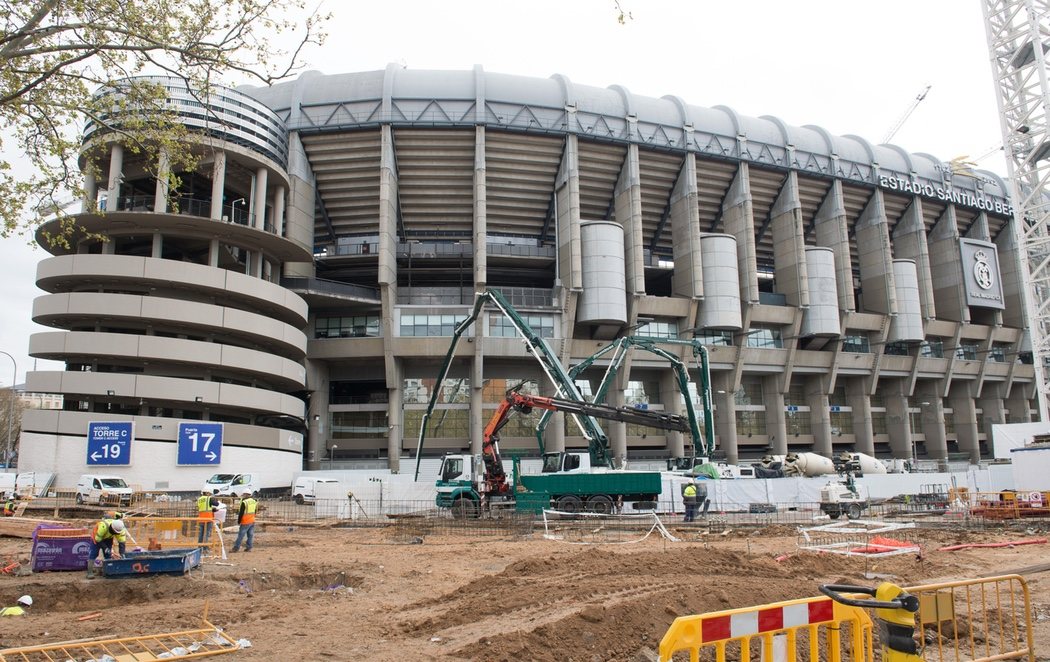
[93,519,117,543]
[0,605,26,616]
[197,495,214,520]
[239,497,257,525]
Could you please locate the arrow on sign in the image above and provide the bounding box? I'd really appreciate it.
[91,451,101,461]
[206,452,217,462]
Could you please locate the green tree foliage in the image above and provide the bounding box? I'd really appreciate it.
[0,0,328,242]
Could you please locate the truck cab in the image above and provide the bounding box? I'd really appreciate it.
[540,451,592,474]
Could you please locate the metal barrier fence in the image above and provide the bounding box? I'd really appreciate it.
[905,575,1034,662]
[23,493,1050,531]
[659,593,873,661]
[659,575,1034,661]
[123,517,225,556]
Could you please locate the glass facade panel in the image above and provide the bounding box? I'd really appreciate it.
[829,411,853,434]
[400,314,466,337]
[746,328,783,349]
[871,411,887,434]
[786,410,811,435]
[921,340,944,358]
[842,335,870,353]
[315,315,380,338]
[490,314,554,338]
[955,344,979,361]
[691,330,733,346]
[735,410,766,435]
[734,381,764,406]
[330,411,389,439]
[636,321,677,339]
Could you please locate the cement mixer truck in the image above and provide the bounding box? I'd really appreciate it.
[782,453,838,477]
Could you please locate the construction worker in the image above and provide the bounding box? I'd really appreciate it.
[105,511,129,556]
[2,495,15,517]
[86,518,125,578]
[196,489,218,543]
[231,489,257,553]
[682,481,698,522]
[0,595,32,616]
[695,479,711,518]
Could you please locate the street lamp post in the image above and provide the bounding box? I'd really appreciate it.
[330,444,338,471]
[0,351,16,467]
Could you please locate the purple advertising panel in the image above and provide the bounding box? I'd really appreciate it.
[31,525,92,572]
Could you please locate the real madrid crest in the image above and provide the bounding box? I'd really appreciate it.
[973,249,993,290]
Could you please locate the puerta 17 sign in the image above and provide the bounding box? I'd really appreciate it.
[86,421,133,466]
[177,422,224,466]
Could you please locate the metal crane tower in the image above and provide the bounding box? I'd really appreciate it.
[981,0,1050,420]
[882,84,932,144]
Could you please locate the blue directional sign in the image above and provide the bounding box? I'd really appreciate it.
[87,421,133,466]
[786,405,799,412]
[829,405,841,413]
[177,422,224,466]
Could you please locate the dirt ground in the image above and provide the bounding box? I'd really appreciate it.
[0,518,1049,661]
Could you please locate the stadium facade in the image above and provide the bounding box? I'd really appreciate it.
[16,65,1039,489]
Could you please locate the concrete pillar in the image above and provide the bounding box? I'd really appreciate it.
[1006,386,1033,424]
[949,383,979,462]
[917,385,948,460]
[469,352,484,458]
[813,180,855,312]
[208,239,220,267]
[763,376,787,455]
[770,172,809,309]
[555,134,583,292]
[712,373,738,463]
[154,147,170,214]
[253,167,268,230]
[386,359,402,473]
[151,233,163,258]
[251,250,263,278]
[210,150,227,220]
[614,144,645,297]
[660,370,685,460]
[722,164,760,305]
[274,186,286,237]
[846,378,875,456]
[101,239,115,255]
[283,133,318,278]
[541,379,566,454]
[379,124,400,471]
[805,379,832,457]
[855,189,896,315]
[670,152,703,299]
[891,198,936,320]
[474,126,487,289]
[607,384,628,467]
[884,381,912,458]
[305,358,330,470]
[82,172,97,213]
[977,389,1005,457]
[995,217,1027,328]
[928,205,969,323]
[106,143,124,211]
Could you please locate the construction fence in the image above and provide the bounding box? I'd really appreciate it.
[659,574,1034,662]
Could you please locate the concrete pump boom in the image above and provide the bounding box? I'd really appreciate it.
[413,289,613,481]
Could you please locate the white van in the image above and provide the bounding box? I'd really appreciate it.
[202,473,260,497]
[0,473,14,498]
[292,477,340,504]
[76,474,133,506]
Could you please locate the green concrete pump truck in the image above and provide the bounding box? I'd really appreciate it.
[412,289,715,516]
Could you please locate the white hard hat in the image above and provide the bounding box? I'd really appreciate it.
[110,520,126,534]
[17,595,31,607]
[240,489,253,497]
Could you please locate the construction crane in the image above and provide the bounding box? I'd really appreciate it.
[981,0,1050,420]
[881,84,932,144]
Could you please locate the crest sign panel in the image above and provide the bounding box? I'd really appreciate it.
[959,239,1005,310]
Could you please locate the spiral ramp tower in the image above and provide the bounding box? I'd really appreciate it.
[20,78,313,490]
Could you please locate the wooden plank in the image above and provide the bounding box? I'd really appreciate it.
[0,517,67,539]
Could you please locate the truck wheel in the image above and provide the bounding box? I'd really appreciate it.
[294,494,304,505]
[586,495,614,514]
[827,511,841,520]
[555,495,583,513]
[846,504,863,519]
[451,497,477,519]
[75,493,84,505]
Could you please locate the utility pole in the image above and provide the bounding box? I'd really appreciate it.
[981,0,1050,421]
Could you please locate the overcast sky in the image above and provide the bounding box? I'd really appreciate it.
[0,0,1007,387]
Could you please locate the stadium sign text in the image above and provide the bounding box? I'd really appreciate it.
[878,176,1013,215]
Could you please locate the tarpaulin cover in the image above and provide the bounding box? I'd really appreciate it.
[31,524,92,571]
